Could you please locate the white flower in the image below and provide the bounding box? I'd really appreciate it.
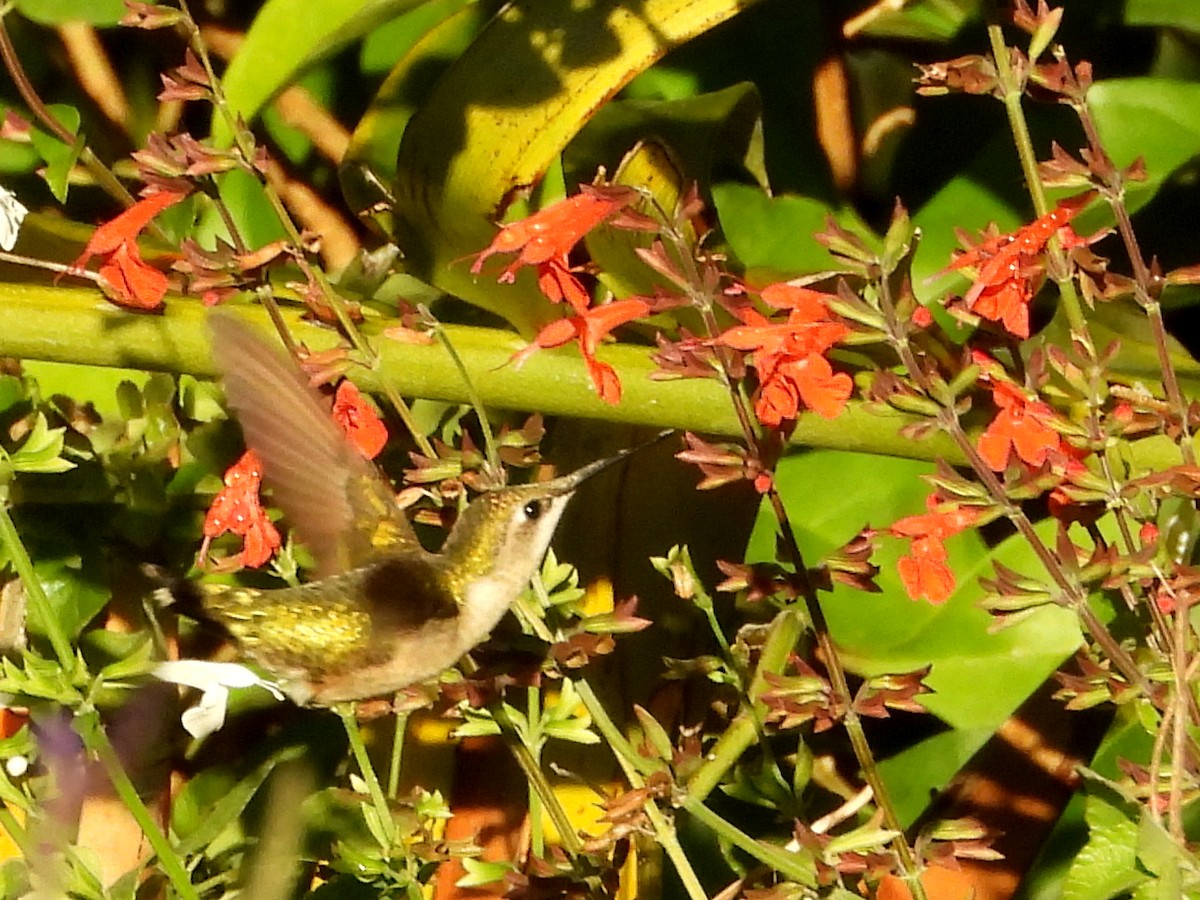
[0,187,28,252]
[5,755,27,778]
[153,660,285,740]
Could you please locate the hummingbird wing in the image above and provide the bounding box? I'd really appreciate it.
[208,314,420,576]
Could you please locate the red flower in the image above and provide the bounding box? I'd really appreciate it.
[470,184,637,313]
[200,450,281,569]
[976,379,1064,471]
[332,380,387,460]
[513,298,651,404]
[69,190,185,310]
[718,285,851,427]
[891,498,979,604]
[943,198,1086,338]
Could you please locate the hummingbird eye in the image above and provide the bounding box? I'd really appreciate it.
[522,499,546,521]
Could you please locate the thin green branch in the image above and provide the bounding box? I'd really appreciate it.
[419,306,501,476]
[0,501,73,671]
[681,797,816,887]
[574,677,708,900]
[0,17,136,210]
[489,700,581,855]
[387,709,407,799]
[987,23,1086,336]
[685,609,803,803]
[177,0,436,461]
[77,711,200,900]
[338,705,397,846]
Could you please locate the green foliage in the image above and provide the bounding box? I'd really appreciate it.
[0,2,1197,899]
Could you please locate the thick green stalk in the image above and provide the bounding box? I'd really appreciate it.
[0,285,951,463]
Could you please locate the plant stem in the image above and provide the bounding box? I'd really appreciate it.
[77,710,200,900]
[0,18,135,210]
[527,686,544,858]
[682,796,816,887]
[419,306,501,476]
[338,705,396,845]
[177,0,436,461]
[575,677,708,900]
[0,501,73,671]
[387,709,408,799]
[685,609,802,803]
[488,700,581,855]
[987,23,1087,335]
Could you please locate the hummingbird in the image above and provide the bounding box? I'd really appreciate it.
[165,314,657,707]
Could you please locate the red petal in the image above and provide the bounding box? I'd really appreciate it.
[83,190,185,256]
[98,241,169,309]
[332,380,388,460]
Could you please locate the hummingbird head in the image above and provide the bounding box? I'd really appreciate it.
[438,441,664,641]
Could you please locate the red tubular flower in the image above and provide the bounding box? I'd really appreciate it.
[890,498,979,604]
[69,190,186,310]
[332,380,387,460]
[976,379,1065,471]
[513,298,651,404]
[470,184,637,313]
[718,285,852,427]
[943,198,1087,338]
[200,450,281,569]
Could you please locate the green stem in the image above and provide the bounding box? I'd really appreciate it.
[987,23,1086,334]
[0,289,1193,472]
[682,797,816,887]
[420,306,501,476]
[527,687,544,858]
[387,709,408,799]
[0,18,135,211]
[178,0,437,462]
[489,701,581,855]
[77,710,200,900]
[685,609,803,803]
[574,678,707,900]
[0,797,32,858]
[338,705,396,845]
[0,289,966,462]
[0,500,73,671]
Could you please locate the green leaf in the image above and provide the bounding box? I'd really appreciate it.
[747,449,1081,825]
[1125,0,1200,31]
[573,84,768,296]
[456,857,512,888]
[8,413,73,475]
[14,0,125,26]
[213,0,441,145]
[633,705,674,762]
[712,182,867,280]
[844,0,976,40]
[1062,787,1145,900]
[342,0,482,225]
[29,551,106,643]
[28,105,83,204]
[1089,79,1200,216]
[173,747,304,855]
[391,0,766,333]
[911,161,1020,304]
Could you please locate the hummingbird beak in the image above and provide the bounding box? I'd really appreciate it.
[544,429,677,494]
